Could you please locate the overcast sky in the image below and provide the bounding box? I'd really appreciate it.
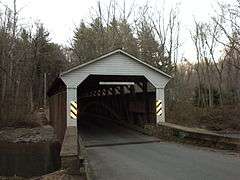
[1,0,235,61]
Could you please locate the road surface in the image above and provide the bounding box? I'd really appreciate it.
[79,120,240,180]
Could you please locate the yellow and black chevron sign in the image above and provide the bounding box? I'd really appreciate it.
[70,101,77,119]
[156,100,162,116]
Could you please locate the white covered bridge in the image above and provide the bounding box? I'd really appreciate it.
[47,49,171,171]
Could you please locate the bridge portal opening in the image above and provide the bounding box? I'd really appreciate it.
[77,75,156,130]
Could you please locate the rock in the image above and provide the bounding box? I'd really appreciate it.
[0,126,58,143]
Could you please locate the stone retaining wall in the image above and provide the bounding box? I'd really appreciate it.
[143,123,240,151]
[60,126,83,175]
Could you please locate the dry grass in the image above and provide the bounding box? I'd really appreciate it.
[167,103,240,132]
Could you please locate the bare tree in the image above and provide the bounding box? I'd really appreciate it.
[149,6,181,73]
[205,22,224,105]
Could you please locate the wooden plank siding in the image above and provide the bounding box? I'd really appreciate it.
[49,91,67,142]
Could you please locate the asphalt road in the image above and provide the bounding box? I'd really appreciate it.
[79,120,240,180]
[87,142,240,180]
[78,119,159,147]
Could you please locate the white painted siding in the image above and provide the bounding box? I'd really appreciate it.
[66,88,77,127]
[156,88,165,123]
[61,53,169,88]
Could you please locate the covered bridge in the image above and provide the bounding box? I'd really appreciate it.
[47,49,171,147]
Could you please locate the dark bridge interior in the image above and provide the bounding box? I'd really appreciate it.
[77,75,156,127]
[77,75,158,146]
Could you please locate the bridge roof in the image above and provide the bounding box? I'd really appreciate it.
[60,49,171,79]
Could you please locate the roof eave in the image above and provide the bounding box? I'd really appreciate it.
[60,49,172,79]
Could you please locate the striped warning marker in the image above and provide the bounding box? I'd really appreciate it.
[70,101,77,119]
[156,100,162,116]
